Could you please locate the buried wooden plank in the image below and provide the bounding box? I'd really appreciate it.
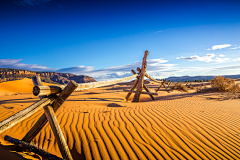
[4,135,63,160]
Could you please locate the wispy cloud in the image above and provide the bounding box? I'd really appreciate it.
[229,46,240,50]
[14,0,52,7]
[0,59,54,71]
[233,58,240,61]
[207,44,232,50]
[219,54,226,57]
[155,31,162,34]
[0,58,177,78]
[176,54,230,63]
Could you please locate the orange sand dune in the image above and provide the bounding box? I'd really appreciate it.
[0,79,240,159]
[0,78,55,96]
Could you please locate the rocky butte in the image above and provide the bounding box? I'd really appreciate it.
[0,68,96,84]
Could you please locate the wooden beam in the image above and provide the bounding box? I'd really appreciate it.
[123,89,158,95]
[132,51,149,102]
[133,69,155,100]
[125,70,140,101]
[22,80,78,143]
[0,95,56,134]
[44,105,73,160]
[32,76,46,100]
[156,79,167,91]
[32,74,140,97]
[33,86,62,96]
[4,135,63,160]
[156,80,172,92]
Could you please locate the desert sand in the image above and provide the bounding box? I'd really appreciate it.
[0,78,240,159]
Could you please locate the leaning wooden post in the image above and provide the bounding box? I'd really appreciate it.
[44,105,73,160]
[132,50,149,102]
[125,70,140,101]
[22,80,78,143]
[0,95,56,134]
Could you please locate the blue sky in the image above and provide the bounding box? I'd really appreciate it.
[0,0,239,80]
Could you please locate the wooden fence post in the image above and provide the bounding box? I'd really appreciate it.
[22,80,78,143]
[125,69,140,101]
[44,105,73,160]
[134,69,155,100]
[132,50,149,102]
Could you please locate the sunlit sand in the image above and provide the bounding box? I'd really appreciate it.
[0,78,240,159]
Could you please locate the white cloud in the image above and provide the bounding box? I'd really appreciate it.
[207,44,232,50]
[229,46,240,50]
[0,59,53,71]
[219,54,226,57]
[176,53,230,63]
[206,48,211,50]
[211,44,232,50]
[233,58,240,61]
[0,58,178,80]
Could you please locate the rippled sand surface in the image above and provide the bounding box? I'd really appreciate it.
[0,79,240,159]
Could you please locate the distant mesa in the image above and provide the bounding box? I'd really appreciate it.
[0,68,96,84]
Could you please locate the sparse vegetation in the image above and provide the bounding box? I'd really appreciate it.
[172,82,188,92]
[196,76,240,93]
[211,76,239,92]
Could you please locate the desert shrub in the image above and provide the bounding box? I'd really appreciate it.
[228,84,240,93]
[190,86,195,89]
[211,76,236,92]
[172,82,188,92]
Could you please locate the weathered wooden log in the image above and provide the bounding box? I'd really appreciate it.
[125,70,140,101]
[135,68,155,100]
[123,89,158,95]
[22,80,78,143]
[75,73,139,91]
[44,105,73,160]
[33,74,139,96]
[33,86,62,96]
[133,51,149,102]
[32,76,47,100]
[0,95,56,134]
[4,135,63,160]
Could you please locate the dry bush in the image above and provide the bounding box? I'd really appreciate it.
[228,84,240,93]
[190,86,195,89]
[172,82,188,92]
[211,76,238,92]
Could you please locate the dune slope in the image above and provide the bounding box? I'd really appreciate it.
[0,81,240,159]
